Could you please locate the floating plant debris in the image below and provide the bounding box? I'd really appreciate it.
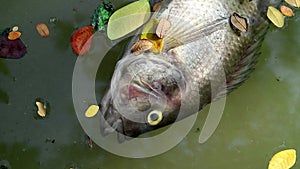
[36,23,50,37]
[230,12,248,32]
[156,18,171,38]
[140,19,164,54]
[8,31,21,40]
[35,101,47,117]
[268,149,297,169]
[87,136,93,148]
[280,5,294,17]
[107,0,151,40]
[131,39,154,55]
[91,1,114,31]
[285,0,300,7]
[85,104,99,118]
[49,17,58,23]
[70,26,94,56]
[153,2,162,12]
[267,6,285,28]
[12,26,18,32]
[0,28,27,59]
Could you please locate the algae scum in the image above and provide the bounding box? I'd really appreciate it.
[0,0,300,169]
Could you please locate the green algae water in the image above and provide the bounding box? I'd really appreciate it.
[0,0,300,168]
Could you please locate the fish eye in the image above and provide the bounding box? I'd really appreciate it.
[147,110,163,126]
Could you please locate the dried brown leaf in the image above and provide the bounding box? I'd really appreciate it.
[230,12,248,32]
[131,39,154,55]
[36,23,50,37]
[280,5,294,17]
[8,31,21,40]
[156,18,171,38]
[153,2,162,12]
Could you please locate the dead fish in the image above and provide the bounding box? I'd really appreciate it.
[100,0,282,142]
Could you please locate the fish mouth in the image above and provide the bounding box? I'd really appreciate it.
[99,84,153,142]
[99,104,128,142]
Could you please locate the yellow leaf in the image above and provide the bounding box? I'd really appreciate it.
[285,0,300,7]
[107,0,151,40]
[267,6,285,28]
[35,101,46,117]
[268,149,297,169]
[85,105,99,118]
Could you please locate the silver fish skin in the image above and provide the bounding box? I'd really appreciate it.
[100,0,282,142]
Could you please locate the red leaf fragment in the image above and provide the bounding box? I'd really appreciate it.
[70,26,94,56]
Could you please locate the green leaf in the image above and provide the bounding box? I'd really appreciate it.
[91,1,114,31]
[107,0,151,40]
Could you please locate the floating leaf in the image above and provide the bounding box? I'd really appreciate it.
[268,149,297,169]
[141,18,159,39]
[85,105,99,118]
[36,23,50,37]
[36,101,46,117]
[156,18,171,38]
[0,28,27,59]
[280,5,294,17]
[267,6,285,28]
[140,19,164,54]
[230,12,248,32]
[285,0,300,7]
[107,0,151,40]
[12,26,18,32]
[70,26,94,56]
[130,39,154,55]
[8,31,21,40]
[91,1,114,31]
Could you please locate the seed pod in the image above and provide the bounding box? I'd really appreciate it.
[130,39,154,55]
[8,31,21,40]
[267,6,285,28]
[36,23,50,37]
[36,101,46,117]
[280,5,294,17]
[230,12,248,32]
[156,18,171,38]
[285,0,300,7]
[268,149,296,169]
[85,105,99,118]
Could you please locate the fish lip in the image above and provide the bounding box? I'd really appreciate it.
[100,109,134,143]
[99,104,124,135]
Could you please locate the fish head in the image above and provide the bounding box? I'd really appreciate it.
[100,53,190,142]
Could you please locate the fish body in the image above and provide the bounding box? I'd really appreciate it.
[100,0,281,141]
